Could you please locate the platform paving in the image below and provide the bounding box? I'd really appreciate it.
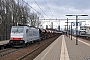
[34,35,63,60]
[34,35,90,60]
[65,36,90,60]
[0,40,9,45]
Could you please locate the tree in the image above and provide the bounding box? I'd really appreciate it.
[29,13,41,27]
[0,0,41,40]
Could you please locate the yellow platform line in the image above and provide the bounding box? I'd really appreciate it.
[60,35,70,60]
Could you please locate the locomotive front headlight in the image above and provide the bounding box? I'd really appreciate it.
[21,38,24,40]
[10,38,13,40]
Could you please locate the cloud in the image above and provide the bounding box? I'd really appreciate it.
[25,0,90,29]
[25,0,90,19]
[46,0,90,9]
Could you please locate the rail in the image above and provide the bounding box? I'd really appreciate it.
[17,37,57,60]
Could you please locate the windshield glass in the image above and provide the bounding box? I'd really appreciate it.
[11,27,24,33]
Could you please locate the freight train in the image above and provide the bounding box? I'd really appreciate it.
[9,25,62,47]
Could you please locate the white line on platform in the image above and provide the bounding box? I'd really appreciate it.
[40,36,59,60]
[73,37,90,46]
[60,35,70,60]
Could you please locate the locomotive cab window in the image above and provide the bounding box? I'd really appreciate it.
[11,27,24,33]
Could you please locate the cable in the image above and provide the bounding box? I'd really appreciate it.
[22,0,45,18]
[43,0,53,18]
[34,0,50,19]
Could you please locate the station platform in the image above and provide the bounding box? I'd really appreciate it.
[34,35,90,60]
[0,40,9,45]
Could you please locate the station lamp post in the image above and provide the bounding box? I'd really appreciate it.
[71,22,73,40]
[65,18,69,37]
[59,19,60,31]
[65,22,73,40]
[66,15,88,45]
[70,21,85,40]
[69,25,71,38]
[64,25,67,36]
[64,25,67,31]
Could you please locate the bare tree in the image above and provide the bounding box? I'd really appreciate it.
[0,0,41,40]
[29,13,41,27]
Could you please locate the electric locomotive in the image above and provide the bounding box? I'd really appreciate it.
[9,25,40,47]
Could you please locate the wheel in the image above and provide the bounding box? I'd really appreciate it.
[0,46,4,50]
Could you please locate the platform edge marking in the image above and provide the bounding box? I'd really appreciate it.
[60,35,70,60]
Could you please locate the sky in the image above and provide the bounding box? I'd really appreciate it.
[25,0,90,30]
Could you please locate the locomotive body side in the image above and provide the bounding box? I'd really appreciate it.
[26,27,40,43]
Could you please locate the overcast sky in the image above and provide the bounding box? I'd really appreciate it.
[25,0,90,29]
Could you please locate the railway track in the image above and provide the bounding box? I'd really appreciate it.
[18,40,50,60]
[0,48,21,58]
[17,36,59,60]
[0,48,11,53]
[0,36,60,60]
